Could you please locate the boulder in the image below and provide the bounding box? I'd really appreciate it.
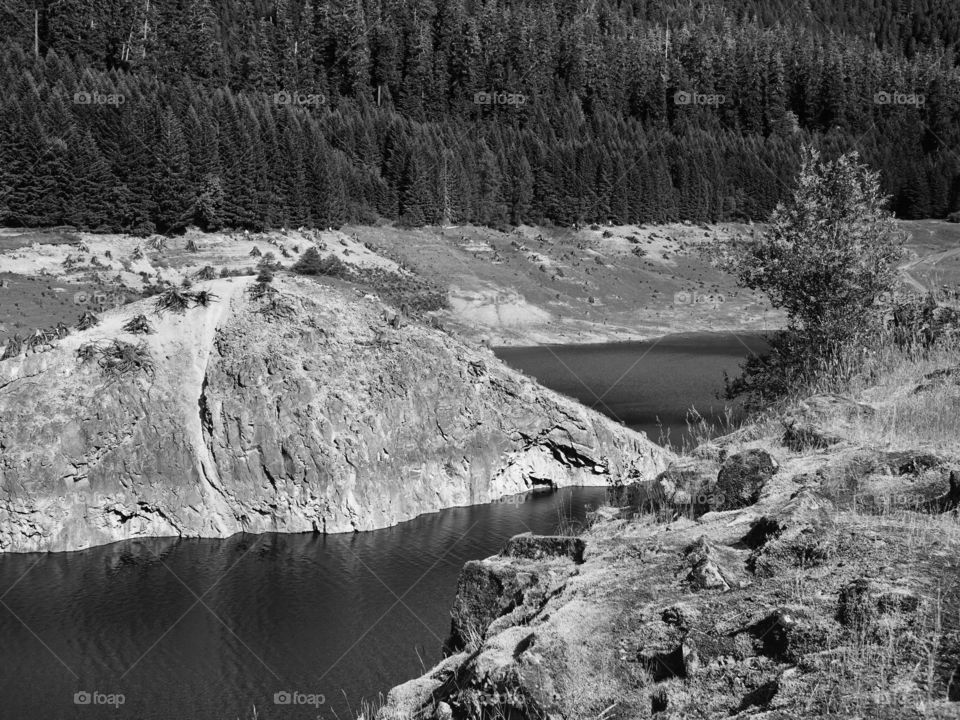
[927,469,960,512]
[744,488,836,576]
[782,394,875,451]
[375,652,468,720]
[713,449,778,510]
[447,559,541,652]
[501,533,586,563]
[684,536,731,591]
[746,606,839,663]
[836,578,925,631]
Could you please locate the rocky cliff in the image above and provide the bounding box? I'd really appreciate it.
[0,275,671,553]
[375,396,960,719]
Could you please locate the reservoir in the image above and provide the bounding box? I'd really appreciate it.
[0,332,764,718]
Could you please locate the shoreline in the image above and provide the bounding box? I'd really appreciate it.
[0,482,616,558]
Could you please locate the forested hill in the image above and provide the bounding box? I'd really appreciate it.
[1,0,959,234]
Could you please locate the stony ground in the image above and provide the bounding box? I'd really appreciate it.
[375,355,960,719]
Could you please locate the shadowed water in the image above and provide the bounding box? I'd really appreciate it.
[495,332,768,447]
[0,487,607,720]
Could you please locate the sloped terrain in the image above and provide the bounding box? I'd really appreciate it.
[377,379,960,719]
[0,274,671,553]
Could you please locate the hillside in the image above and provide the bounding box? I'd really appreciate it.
[0,272,671,553]
[3,220,960,350]
[376,350,960,719]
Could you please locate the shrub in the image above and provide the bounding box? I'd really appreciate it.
[97,340,154,379]
[195,265,217,280]
[25,328,56,350]
[189,289,220,307]
[947,211,960,223]
[76,342,99,363]
[76,311,99,330]
[292,248,349,278]
[154,288,193,315]
[258,251,281,270]
[123,314,155,334]
[249,269,277,300]
[349,267,449,315]
[725,148,904,405]
[258,297,296,320]
[885,293,960,351]
[1,334,23,360]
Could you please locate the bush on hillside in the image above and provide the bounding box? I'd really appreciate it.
[123,314,155,334]
[97,340,155,380]
[154,288,193,315]
[725,148,904,405]
[292,248,349,278]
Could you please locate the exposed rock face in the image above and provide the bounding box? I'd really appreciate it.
[0,276,671,553]
[377,439,960,719]
[713,449,778,510]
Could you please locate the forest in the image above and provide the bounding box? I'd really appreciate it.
[1,0,958,233]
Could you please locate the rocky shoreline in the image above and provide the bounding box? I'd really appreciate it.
[375,395,960,720]
[0,275,670,553]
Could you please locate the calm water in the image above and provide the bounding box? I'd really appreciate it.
[0,487,606,720]
[495,332,768,447]
[0,333,765,719]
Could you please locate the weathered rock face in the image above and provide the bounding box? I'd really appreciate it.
[713,448,778,510]
[0,276,672,553]
[377,449,960,720]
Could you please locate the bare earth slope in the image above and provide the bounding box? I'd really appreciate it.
[0,275,671,553]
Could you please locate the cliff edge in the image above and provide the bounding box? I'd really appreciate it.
[0,275,671,553]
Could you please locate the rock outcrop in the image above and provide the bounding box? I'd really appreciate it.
[376,440,960,719]
[0,276,671,553]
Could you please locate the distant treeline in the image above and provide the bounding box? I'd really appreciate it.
[0,0,959,233]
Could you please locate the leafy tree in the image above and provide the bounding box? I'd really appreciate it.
[726,147,905,403]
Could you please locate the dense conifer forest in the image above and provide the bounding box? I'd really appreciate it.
[1,0,959,233]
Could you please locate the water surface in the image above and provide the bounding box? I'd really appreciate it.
[495,332,767,447]
[0,332,767,718]
[0,487,605,720]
